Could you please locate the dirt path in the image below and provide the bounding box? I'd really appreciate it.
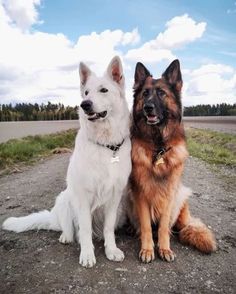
[0,154,235,294]
[0,116,235,144]
[0,121,79,143]
[183,116,236,134]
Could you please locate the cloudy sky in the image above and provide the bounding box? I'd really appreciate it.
[0,0,236,107]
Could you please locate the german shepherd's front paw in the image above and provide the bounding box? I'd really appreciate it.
[139,248,155,263]
[158,248,176,262]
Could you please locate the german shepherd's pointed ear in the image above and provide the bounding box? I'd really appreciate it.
[107,56,124,88]
[79,62,92,86]
[162,59,183,92]
[134,62,151,90]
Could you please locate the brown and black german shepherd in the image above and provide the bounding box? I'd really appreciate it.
[128,59,216,263]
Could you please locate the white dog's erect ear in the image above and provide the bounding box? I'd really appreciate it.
[79,62,91,86]
[107,56,124,85]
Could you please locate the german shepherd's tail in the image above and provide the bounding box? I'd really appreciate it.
[175,202,217,253]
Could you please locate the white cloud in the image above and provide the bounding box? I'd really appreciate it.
[74,28,140,74]
[121,28,140,45]
[2,0,42,31]
[183,64,236,106]
[0,2,234,108]
[191,64,234,77]
[155,14,206,49]
[0,1,141,105]
[126,46,176,63]
[126,14,206,63]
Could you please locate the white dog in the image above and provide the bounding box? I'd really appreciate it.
[2,56,131,268]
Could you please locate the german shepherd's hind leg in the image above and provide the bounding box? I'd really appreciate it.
[137,198,155,263]
[158,201,176,262]
[175,201,217,253]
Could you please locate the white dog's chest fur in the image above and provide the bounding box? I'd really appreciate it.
[67,130,131,212]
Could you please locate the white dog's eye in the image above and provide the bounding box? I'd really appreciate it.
[100,88,108,93]
[85,90,89,96]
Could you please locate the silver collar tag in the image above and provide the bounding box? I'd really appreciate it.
[111,151,120,163]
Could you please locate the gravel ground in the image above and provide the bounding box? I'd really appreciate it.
[0,154,235,294]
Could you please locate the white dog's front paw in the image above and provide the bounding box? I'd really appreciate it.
[59,233,73,244]
[79,249,96,268]
[105,247,125,262]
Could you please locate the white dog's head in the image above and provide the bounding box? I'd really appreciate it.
[79,56,125,123]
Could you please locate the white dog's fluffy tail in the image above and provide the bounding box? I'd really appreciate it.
[2,210,60,233]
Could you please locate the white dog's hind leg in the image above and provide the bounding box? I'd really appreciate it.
[54,191,74,244]
[103,192,125,262]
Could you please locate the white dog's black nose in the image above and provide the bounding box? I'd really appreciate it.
[80,100,93,113]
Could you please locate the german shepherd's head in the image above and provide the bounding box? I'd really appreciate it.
[132,60,183,140]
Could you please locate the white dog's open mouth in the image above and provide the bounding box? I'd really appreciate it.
[87,111,108,121]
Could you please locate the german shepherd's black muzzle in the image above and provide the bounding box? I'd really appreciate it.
[143,96,164,126]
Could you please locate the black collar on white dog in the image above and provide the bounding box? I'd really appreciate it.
[104,139,125,152]
[93,138,125,163]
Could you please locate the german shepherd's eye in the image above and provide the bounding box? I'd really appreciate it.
[85,90,89,96]
[143,89,150,98]
[100,88,108,93]
[156,89,166,98]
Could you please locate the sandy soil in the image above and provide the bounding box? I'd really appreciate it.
[0,154,235,294]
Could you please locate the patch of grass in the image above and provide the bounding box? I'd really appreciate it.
[0,129,77,172]
[1,127,235,174]
[186,128,236,166]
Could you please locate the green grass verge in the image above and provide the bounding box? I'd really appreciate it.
[0,127,235,175]
[0,129,77,172]
[186,128,236,167]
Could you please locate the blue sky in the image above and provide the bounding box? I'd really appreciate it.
[37,1,235,40]
[37,0,236,64]
[0,0,236,106]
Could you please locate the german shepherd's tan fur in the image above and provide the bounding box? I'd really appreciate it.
[128,60,216,263]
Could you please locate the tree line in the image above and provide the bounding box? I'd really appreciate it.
[0,102,79,121]
[0,102,235,121]
[183,103,236,116]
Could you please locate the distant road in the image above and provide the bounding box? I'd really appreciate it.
[0,120,79,143]
[183,116,236,134]
[0,116,235,144]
